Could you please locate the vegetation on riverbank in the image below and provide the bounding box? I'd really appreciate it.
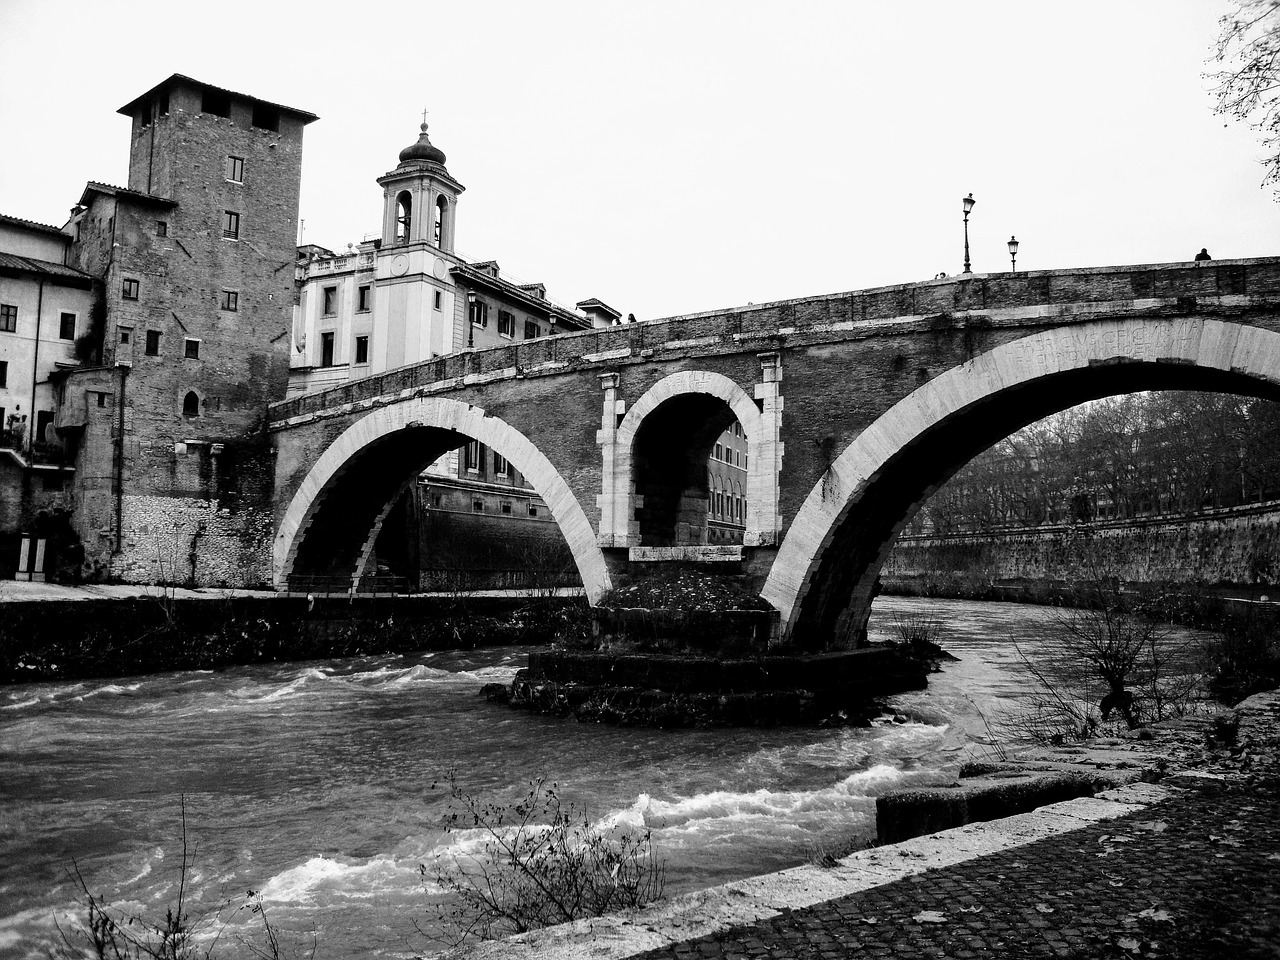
[0,593,590,685]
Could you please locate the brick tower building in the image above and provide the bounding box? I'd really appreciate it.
[57,75,316,584]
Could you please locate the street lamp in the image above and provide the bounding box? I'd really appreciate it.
[466,291,476,348]
[962,193,975,274]
[1008,235,1019,272]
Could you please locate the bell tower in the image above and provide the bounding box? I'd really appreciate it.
[372,122,466,371]
[377,122,464,253]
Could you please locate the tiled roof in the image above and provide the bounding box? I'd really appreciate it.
[0,212,68,237]
[118,74,318,123]
[78,182,177,208]
[0,252,95,286]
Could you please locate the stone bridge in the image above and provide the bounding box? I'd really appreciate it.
[268,257,1280,648]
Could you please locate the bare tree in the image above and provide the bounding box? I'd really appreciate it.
[1211,0,1280,195]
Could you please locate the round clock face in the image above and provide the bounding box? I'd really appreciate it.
[390,254,409,277]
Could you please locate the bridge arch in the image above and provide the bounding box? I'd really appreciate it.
[764,316,1280,648]
[275,395,611,600]
[602,370,777,547]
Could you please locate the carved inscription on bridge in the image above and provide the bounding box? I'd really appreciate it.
[1006,318,1204,377]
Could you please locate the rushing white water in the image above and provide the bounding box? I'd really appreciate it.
[0,596,1201,959]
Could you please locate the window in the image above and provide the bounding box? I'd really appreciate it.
[501,502,512,515]
[472,499,484,513]
[122,279,139,300]
[184,338,200,359]
[320,331,334,367]
[464,440,481,472]
[59,313,76,340]
[201,90,231,118]
[97,392,108,408]
[183,391,200,417]
[395,192,412,243]
[221,290,238,311]
[155,220,168,237]
[528,504,539,517]
[322,287,337,316]
[357,285,371,312]
[226,156,244,183]
[0,361,6,386]
[433,196,446,245]
[354,335,369,364]
[0,304,15,333]
[494,451,509,477]
[468,299,488,327]
[524,320,541,340]
[715,443,723,461]
[35,410,53,444]
[433,291,443,310]
[251,104,279,132]
[497,310,515,338]
[118,327,131,345]
[145,330,161,356]
[222,210,240,240]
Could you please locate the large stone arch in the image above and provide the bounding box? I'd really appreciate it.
[275,395,611,601]
[597,369,780,548]
[764,316,1280,646]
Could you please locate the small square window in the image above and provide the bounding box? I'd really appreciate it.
[184,338,200,359]
[472,499,484,513]
[357,285,371,312]
[122,279,139,300]
[354,335,369,364]
[528,504,538,517]
[221,290,238,311]
[145,330,161,355]
[501,502,512,515]
[59,312,76,340]
[155,220,168,237]
[226,156,244,183]
[119,327,131,345]
[221,210,240,241]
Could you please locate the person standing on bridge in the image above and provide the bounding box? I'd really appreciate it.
[1195,248,1213,261]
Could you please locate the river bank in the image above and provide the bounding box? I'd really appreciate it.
[0,585,589,684]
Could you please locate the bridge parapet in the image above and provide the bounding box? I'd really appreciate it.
[269,258,1280,426]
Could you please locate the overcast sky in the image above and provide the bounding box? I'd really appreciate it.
[1,1,1275,320]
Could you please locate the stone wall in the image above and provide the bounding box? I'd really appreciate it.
[109,493,275,587]
[884,501,1280,590]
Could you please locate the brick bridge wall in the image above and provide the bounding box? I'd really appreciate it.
[268,257,1280,647]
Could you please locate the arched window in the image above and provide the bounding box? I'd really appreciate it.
[395,192,412,243]
[182,391,200,417]
[434,196,447,245]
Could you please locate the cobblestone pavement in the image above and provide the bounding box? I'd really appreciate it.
[631,699,1280,960]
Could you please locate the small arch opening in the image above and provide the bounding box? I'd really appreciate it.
[182,391,200,417]
[433,196,447,246]
[395,192,413,244]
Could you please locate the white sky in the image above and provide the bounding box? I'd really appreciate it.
[1,0,1275,321]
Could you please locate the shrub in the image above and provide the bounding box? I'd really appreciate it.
[426,772,665,944]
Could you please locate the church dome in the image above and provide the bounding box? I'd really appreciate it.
[399,123,446,166]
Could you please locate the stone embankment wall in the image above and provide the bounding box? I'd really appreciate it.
[884,501,1280,593]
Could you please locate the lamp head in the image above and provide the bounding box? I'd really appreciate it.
[1007,235,1019,256]
[962,193,975,215]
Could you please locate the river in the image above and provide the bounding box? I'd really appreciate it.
[0,596,1200,958]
